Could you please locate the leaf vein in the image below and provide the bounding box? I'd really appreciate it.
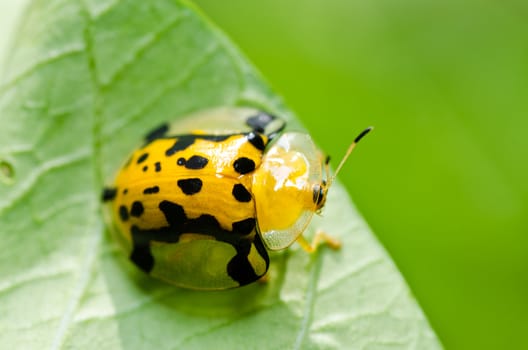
[48,2,104,348]
[0,149,91,214]
[318,256,385,295]
[0,269,72,295]
[49,222,103,350]
[100,11,185,87]
[293,253,324,350]
[86,0,120,20]
[74,287,177,324]
[0,45,85,93]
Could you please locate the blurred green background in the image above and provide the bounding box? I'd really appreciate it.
[1,0,527,348]
[192,1,527,349]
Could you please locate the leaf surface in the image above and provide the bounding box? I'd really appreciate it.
[0,1,441,349]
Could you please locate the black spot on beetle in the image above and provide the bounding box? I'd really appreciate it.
[155,162,161,172]
[232,184,252,202]
[145,123,169,143]
[245,112,285,140]
[253,234,270,271]
[177,155,209,169]
[177,178,203,195]
[166,136,195,156]
[143,186,160,195]
[137,153,149,164]
[119,205,129,221]
[130,225,155,273]
[233,157,255,174]
[232,218,256,235]
[246,112,274,133]
[102,187,117,202]
[185,155,208,169]
[127,199,270,284]
[227,240,259,285]
[130,246,154,273]
[247,132,265,151]
[158,202,232,242]
[157,201,253,243]
[123,189,128,195]
[142,165,148,172]
[165,134,232,156]
[159,200,187,227]
[190,214,222,235]
[227,234,270,285]
[130,201,144,217]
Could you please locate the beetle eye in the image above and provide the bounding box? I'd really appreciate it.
[312,184,325,206]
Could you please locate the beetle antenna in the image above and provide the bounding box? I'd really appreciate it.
[328,126,373,186]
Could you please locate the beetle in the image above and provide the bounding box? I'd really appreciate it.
[102,107,371,290]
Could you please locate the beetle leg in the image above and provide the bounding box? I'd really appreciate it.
[296,231,341,253]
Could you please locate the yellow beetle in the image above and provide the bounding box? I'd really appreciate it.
[102,107,371,290]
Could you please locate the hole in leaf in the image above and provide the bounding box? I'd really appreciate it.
[0,160,15,184]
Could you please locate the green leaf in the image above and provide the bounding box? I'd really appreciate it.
[0,0,441,349]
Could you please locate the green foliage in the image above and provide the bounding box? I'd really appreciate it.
[0,0,440,349]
